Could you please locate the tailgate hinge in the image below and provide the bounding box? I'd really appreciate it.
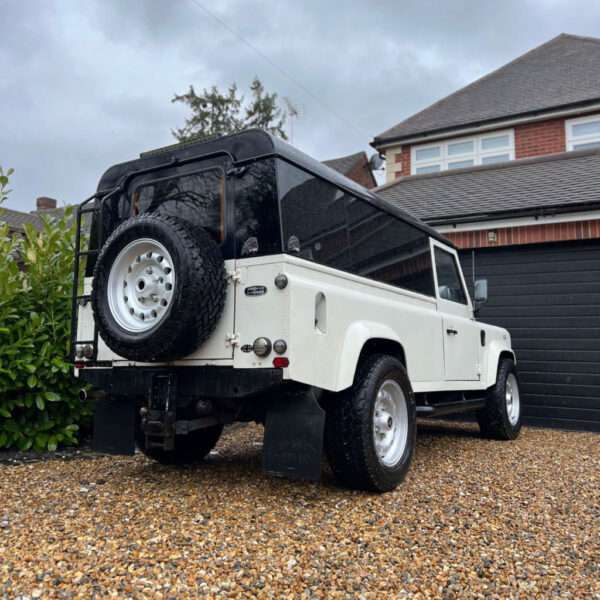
[226,269,242,283]
[226,333,240,347]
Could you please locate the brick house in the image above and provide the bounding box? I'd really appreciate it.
[372,34,600,431]
[323,151,377,188]
[0,197,61,236]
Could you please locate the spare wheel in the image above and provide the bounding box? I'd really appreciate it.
[91,213,226,362]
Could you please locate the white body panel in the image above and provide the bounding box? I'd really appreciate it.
[78,244,514,394]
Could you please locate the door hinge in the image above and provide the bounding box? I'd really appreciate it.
[226,269,242,283]
[226,333,240,347]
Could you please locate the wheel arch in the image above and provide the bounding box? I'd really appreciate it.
[336,321,407,391]
[485,345,516,388]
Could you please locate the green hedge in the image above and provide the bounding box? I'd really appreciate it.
[0,181,91,451]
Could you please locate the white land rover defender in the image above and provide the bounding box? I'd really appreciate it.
[72,130,521,492]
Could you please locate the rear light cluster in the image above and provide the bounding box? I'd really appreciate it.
[273,356,289,368]
[75,344,94,359]
[252,337,289,368]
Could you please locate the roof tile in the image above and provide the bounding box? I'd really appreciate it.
[376,149,600,223]
[373,34,600,144]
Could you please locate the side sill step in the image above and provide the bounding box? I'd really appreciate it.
[417,397,486,418]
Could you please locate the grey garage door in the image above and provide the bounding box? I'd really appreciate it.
[460,239,600,432]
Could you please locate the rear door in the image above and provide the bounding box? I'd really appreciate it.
[127,160,236,361]
[432,240,481,381]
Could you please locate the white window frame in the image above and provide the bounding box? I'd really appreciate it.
[565,114,600,151]
[411,129,515,175]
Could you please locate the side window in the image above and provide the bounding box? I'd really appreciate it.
[234,159,281,257]
[434,247,467,304]
[347,197,435,297]
[278,160,351,270]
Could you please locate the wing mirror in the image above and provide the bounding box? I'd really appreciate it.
[473,279,488,314]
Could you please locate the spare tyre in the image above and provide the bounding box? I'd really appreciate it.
[91,213,226,362]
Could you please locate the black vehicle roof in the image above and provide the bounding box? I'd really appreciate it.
[96,129,451,246]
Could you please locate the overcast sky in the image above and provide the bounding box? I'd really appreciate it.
[3,0,600,211]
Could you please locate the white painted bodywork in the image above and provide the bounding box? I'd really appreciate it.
[76,240,514,394]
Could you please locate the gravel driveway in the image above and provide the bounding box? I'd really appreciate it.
[0,421,598,598]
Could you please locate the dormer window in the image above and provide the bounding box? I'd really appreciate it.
[411,130,515,175]
[566,115,600,151]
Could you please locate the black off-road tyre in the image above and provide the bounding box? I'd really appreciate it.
[477,358,522,440]
[324,354,416,493]
[136,425,224,465]
[92,214,226,362]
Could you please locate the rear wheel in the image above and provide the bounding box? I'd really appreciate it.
[477,358,522,440]
[324,354,416,492]
[136,424,223,465]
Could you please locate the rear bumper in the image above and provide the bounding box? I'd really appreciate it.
[78,366,283,400]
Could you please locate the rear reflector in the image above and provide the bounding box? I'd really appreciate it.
[273,357,289,368]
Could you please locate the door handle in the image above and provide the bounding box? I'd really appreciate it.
[446,328,458,335]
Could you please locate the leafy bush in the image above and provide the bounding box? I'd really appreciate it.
[0,172,91,451]
[0,166,13,204]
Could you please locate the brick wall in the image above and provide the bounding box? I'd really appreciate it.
[444,219,600,249]
[514,118,566,158]
[385,146,411,182]
[346,157,377,189]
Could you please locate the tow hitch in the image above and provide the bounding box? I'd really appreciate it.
[141,374,177,451]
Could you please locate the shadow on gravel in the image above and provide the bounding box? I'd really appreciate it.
[416,418,481,439]
[125,419,485,496]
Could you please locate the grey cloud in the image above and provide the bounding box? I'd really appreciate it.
[2,0,600,210]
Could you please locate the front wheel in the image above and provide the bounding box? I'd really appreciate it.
[477,358,522,440]
[324,354,416,492]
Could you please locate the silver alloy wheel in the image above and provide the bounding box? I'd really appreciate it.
[373,379,408,467]
[505,373,521,426]
[107,238,175,333]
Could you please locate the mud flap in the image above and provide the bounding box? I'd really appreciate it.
[263,387,325,482]
[92,395,136,455]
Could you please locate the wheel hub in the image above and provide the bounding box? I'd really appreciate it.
[505,373,520,426]
[107,239,176,333]
[373,380,408,467]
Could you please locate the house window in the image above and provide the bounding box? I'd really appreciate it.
[411,130,514,175]
[566,115,600,151]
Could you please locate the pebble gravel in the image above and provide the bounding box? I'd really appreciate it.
[0,421,598,599]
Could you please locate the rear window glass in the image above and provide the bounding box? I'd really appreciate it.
[131,167,225,243]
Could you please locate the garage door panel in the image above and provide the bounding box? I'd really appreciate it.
[524,393,600,410]
[514,348,600,362]
[523,404,600,423]
[506,328,600,340]
[490,316,600,329]
[485,292,600,306]
[474,259,600,277]
[460,239,600,431]
[483,305,599,318]
[490,284,600,302]
[463,242,600,263]
[518,360,600,375]
[521,381,600,398]
[523,371,600,386]
[511,338,600,351]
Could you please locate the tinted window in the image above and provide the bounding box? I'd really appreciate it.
[434,247,467,304]
[132,168,225,243]
[278,160,351,269]
[234,159,281,257]
[347,197,435,296]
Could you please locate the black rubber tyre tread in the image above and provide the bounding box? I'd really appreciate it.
[92,213,226,362]
[136,425,223,465]
[324,354,416,493]
[477,358,522,440]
